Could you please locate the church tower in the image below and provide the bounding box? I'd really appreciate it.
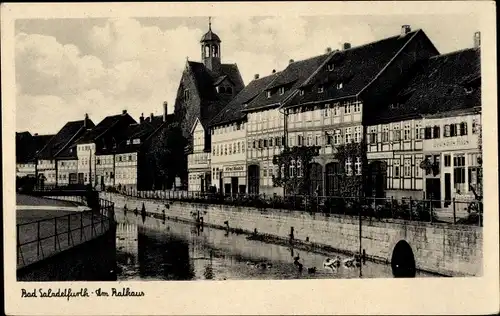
[200,17,221,73]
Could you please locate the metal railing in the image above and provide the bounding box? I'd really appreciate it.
[16,199,115,269]
[108,188,482,226]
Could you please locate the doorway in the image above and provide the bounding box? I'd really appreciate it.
[231,177,238,197]
[444,173,451,207]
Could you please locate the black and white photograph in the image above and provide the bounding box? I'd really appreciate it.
[2,1,498,315]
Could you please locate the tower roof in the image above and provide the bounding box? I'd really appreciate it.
[200,17,221,43]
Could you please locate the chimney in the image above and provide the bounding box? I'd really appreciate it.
[150,113,154,122]
[326,47,332,53]
[272,69,276,74]
[34,133,38,136]
[401,25,411,36]
[289,59,294,64]
[84,113,89,127]
[122,109,127,115]
[343,43,351,50]
[140,113,144,124]
[163,101,168,122]
[474,31,481,48]
[254,74,260,80]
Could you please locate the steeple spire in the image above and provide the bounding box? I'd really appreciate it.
[208,16,212,31]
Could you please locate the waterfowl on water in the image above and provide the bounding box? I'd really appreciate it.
[323,256,341,271]
[343,256,361,268]
[307,267,317,274]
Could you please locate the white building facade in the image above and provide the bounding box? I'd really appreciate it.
[187,119,211,192]
[211,120,247,194]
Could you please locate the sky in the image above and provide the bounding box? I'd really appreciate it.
[15,14,480,134]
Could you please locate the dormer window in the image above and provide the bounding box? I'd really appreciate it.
[266,90,272,98]
[464,87,474,94]
[126,140,130,145]
[299,89,305,96]
[336,82,343,90]
[328,64,334,71]
[184,89,190,100]
[318,86,324,93]
[279,87,285,95]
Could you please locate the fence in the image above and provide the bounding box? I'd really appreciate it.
[17,199,115,269]
[107,188,482,226]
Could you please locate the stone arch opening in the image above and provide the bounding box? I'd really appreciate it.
[391,240,416,278]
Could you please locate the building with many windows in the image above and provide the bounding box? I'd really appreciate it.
[208,72,280,194]
[366,38,481,203]
[273,25,439,197]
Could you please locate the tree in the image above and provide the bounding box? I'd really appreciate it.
[333,140,367,198]
[272,146,320,195]
[148,123,188,190]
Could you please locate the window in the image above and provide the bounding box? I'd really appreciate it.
[334,130,341,145]
[344,103,351,114]
[242,141,245,152]
[353,102,361,113]
[415,122,422,139]
[472,118,479,134]
[326,134,332,145]
[266,91,272,98]
[184,89,190,100]
[368,127,377,144]
[444,124,451,137]
[403,123,411,140]
[453,154,466,193]
[318,86,324,93]
[345,157,352,176]
[328,64,334,71]
[297,135,303,146]
[393,160,401,178]
[415,157,422,177]
[450,124,457,137]
[315,135,320,146]
[333,107,339,116]
[355,157,361,175]
[354,127,362,143]
[300,89,305,96]
[444,155,451,167]
[269,138,273,147]
[336,82,343,89]
[323,107,330,117]
[307,135,312,146]
[382,126,389,142]
[224,144,228,155]
[459,122,468,136]
[345,127,352,144]
[213,147,216,155]
[393,126,401,141]
[279,87,285,95]
[263,139,268,147]
[403,158,412,177]
[433,125,440,138]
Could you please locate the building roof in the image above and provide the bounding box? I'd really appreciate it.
[77,112,136,144]
[114,114,176,154]
[209,72,281,127]
[200,29,221,43]
[16,132,55,163]
[285,30,423,108]
[243,54,331,112]
[185,61,245,128]
[36,119,94,160]
[370,47,481,124]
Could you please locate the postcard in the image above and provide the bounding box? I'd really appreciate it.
[2,1,499,315]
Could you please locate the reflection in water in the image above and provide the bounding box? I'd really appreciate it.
[114,210,435,281]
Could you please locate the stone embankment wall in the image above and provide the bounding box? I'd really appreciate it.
[103,193,482,277]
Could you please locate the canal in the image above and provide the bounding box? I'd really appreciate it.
[114,209,435,280]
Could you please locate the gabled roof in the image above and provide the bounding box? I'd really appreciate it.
[77,112,136,143]
[16,132,55,163]
[244,54,331,112]
[114,114,176,154]
[210,72,281,127]
[285,30,425,108]
[370,47,481,124]
[185,61,245,128]
[36,119,95,160]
